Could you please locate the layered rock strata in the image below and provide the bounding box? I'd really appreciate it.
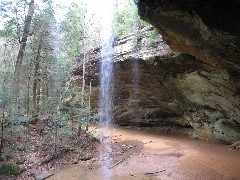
[71,28,240,144]
[136,0,240,71]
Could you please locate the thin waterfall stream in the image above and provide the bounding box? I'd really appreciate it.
[98,1,141,178]
[98,0,114,178]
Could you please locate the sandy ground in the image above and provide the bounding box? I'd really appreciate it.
[48,126,240,180]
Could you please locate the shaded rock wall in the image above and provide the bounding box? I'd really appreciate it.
[113,56,240,144]
[137,0,240,71]
[131,0,240,143]
[71,28,240,144]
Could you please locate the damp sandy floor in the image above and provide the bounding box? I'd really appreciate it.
[48,126,240,180]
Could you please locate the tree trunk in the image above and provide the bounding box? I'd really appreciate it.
[14,0,35,104]
[86,80,92,132]
[54,121,58,155]
[79,25,86,134]
[81,26,86,106]
[36,83,41,113]
[27,76,31,114]
[32,37,42,123]
[0,108,5,160]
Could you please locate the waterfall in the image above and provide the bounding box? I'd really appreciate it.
[98,0,114,179]
[99,1,114,125]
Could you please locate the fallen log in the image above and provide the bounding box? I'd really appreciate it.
[108,159,125,169]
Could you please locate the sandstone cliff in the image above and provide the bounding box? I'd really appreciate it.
[133,0,240,143]
[71,27,240,144]
[137,0,240,70]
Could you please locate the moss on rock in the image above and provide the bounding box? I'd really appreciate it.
[0,162,21,176]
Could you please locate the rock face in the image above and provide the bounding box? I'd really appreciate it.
[72,28,240,144]
[133,0,240,143]
[136,0,240,71]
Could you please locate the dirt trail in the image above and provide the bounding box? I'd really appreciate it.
[48,126,240,180]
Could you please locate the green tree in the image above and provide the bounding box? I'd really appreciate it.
[0,0,100,167]
[60,2,99,131]
[112,0,148,36]
[30,6,56,122]
[14,0,35,105]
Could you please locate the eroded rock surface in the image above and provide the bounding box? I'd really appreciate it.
[231,140,240,149]
[71,28,240,144]
[137,0,240,70]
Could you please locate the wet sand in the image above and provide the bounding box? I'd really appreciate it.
[48,126,240,180]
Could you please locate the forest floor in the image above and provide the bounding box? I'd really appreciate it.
[1,125,240,180]
[0,119,97,180]
[49,126,240,180]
